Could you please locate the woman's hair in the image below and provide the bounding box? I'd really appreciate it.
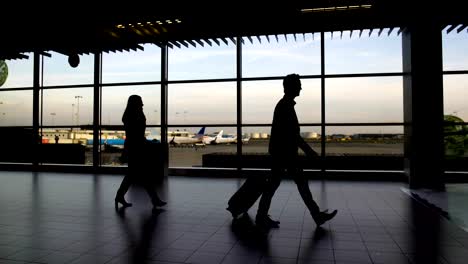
[122,95,145,124]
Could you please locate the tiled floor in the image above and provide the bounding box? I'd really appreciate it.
[1,171,468,264]
[402,184,468,232]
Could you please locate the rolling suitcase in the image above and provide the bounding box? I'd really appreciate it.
[226,176,266,218]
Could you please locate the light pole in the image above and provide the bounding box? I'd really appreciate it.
[50,112,56,126]
[74,96,82,126]
[154,110,158,124]
[71,103,75,126]
[183,110,188,123]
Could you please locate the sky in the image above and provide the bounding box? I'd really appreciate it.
[0,28,467,135]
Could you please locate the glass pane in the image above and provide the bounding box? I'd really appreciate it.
[325,126,404,155]
[41,88,93,126]
[101,85,161,126]
[43,52,94,86]
[0,90,33,126]
[444,75,468,122]
[102,44,161,83]
[325,29,402,74]
[0,54,33,88]
[444,122,468,172]
[242,126,271,156]
[325,77,403,123]
[168,42,236,80]
[168,82,236,125]
[243,79,321,124]
[38,127,89,165]
[168,126,237,168]
[240,126,321,169]
[99,127,128,166]
[443,29,468,71]
[243,34,321,77]
[444,75,468,171]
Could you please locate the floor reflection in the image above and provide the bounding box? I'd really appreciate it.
[1,172,467,264]
[116,208,164,264]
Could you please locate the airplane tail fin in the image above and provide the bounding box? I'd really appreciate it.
[215,130,224,141]
[195,127,206,138]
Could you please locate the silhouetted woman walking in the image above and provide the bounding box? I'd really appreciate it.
[115,95,166,212]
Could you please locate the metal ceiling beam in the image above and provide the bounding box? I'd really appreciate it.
[186,39,197,47]
[203,39,212,46]
[388,27,395,36]
[170,41,181,48]
[179,40,189,48]
[212,38,220,46]
[378,28,384,36]
[195,39,204,47]
[457,24,468,33]
[256,35,262,44]
[446,24,459,33]
[397,28,404,35]
[229,37,236,45]
[221,38,229,45]
[247,36,253,44]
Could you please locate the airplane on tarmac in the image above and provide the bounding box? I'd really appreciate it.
[203,130,237,145]
[169,127,206,146]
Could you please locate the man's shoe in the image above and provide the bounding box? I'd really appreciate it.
[256,215,280,228]
[314,209,338,226]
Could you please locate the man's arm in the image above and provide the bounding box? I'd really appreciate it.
[298,135,319,157]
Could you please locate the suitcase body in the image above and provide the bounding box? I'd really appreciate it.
[227,177,265,218]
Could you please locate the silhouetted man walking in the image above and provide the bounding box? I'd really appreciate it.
[256,74,337,228]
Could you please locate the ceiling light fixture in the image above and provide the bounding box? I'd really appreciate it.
[301,5,372,13]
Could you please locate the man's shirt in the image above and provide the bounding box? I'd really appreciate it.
[268,96,300,157]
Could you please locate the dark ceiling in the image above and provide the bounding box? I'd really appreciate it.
[1,0,467,60]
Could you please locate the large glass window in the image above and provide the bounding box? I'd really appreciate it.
[43,52,94,86]
[443,30,468,172]
[101,85,161,126]
[243,79,321,124]
[168,42,236,80]
[168,126,237,168]
[0,54,34,89]
[102,44,161,83]
[41,87,94,126]
[168,82,236,125]
[325,126,404,156]
[444,75,468,121]
[325,77,403,123]
[325,29,402,74]
[443,29,468,71]
[0,90,33,126]
[242,34,321,78]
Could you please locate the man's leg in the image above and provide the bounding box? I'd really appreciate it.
[256,166,282,226]
[290,168,320,217]
[291,167,337,226]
